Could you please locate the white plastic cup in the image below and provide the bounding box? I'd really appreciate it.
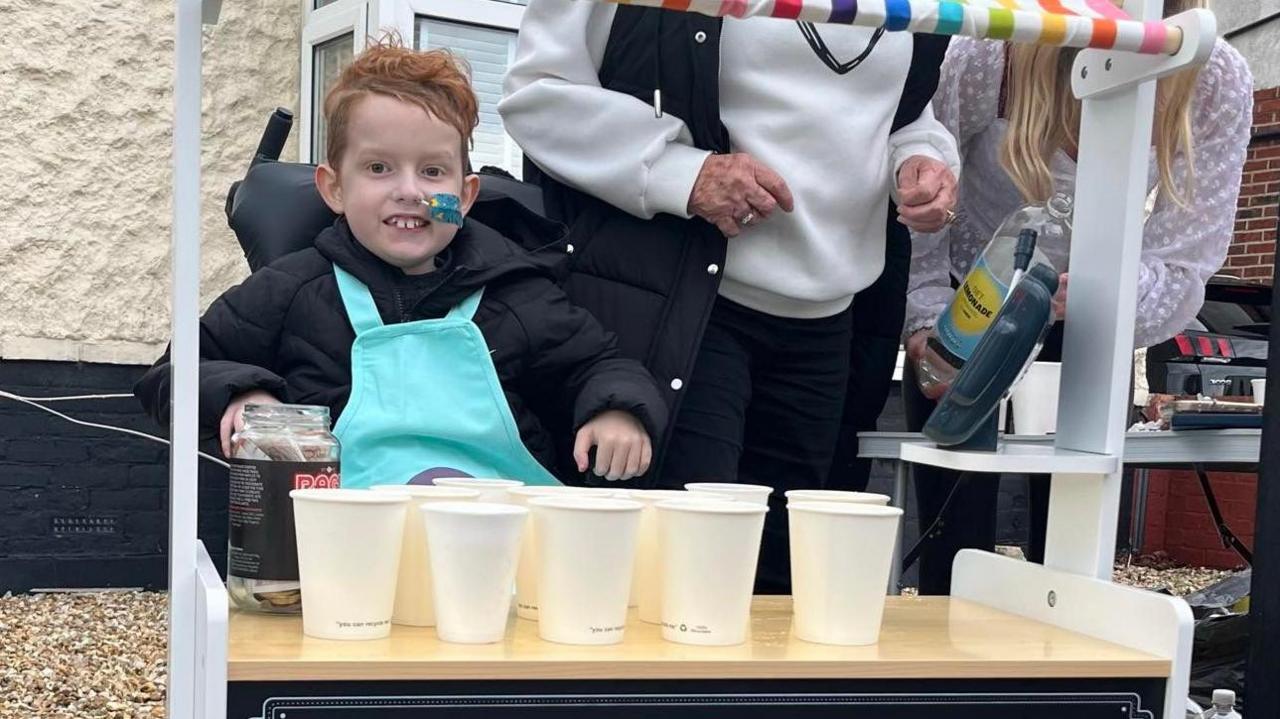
[784,489,891,506]
[1253,378,1266,406]
[789,501,903,646]
[420,501,527,644]
[507,485,616,620]
[614,490,697,622]
[529,496,642,645]
[1011,361,1062,435]
[290,489,410,640]
[370,485,481,627]
[657,499,768,646]
[683,482,773,506]
[432,477,525,504]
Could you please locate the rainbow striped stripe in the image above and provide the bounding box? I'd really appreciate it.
[596,0,1181,55]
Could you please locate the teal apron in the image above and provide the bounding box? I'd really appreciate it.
[331,265,561,488]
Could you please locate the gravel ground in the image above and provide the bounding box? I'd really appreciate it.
[0,557,1241,717]
[0,591,167,718]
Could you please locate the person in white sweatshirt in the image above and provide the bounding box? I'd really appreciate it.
[499,1,960,593]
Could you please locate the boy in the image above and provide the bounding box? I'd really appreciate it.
[136,40,665,486]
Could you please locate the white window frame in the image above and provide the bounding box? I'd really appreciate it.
[300,0,368,164]
[300,0,526,170]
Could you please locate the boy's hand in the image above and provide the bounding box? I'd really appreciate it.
[573,410,653,481]
[220,390,281,458]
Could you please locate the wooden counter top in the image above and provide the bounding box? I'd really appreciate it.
[227,596,1168,682]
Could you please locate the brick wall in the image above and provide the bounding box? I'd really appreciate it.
[1141,469,1255,570]
[1226,86,1280,279]
[0,360,228,592]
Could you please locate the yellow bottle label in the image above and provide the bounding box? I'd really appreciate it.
[936,257,1010,361]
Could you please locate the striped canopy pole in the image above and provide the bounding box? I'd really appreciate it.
[592,0,1183,54]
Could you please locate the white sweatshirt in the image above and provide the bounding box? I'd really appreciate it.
[500,0,961,319]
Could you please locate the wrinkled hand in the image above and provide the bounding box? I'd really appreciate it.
[220,390,281,458]
[906,329,949,400]
[1052,273,1069,320]
[573,410,653,481]
[896,155,958,233]
[688,153,795,238]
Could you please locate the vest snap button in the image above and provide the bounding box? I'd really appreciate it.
[566,243,575,254]
[694,31,708,44]
[670,378,684,391]
[707,263,719,275]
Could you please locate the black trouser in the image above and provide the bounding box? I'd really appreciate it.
[658,296,854,595]
[904,323,1063,595]
[829,207,912,493]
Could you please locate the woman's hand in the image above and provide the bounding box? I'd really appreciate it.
[688,153,795,238]
[906,329,949,400]
[1052,273,1069,320]
[896,155,958,233]
[220,389,281,458]
[573,410,653,481]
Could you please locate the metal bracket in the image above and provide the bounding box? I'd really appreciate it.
[1072,8,1216,100]
[202,0,222,25]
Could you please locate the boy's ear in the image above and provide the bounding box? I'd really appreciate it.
[459,172,481,218]
[314,164,344,215]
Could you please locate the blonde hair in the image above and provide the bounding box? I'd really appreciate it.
[1000,0,1205,206]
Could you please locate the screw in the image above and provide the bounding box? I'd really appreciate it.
[1106,58,1113,71]
[1081,67,1089,79]
[1047,590,1058,607]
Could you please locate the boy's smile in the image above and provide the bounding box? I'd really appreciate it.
[315,93,479,275]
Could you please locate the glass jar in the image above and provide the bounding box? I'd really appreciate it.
[226,403,340,613]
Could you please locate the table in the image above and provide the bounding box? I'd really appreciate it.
[226,596,1170,718]
[858,430,1263,592]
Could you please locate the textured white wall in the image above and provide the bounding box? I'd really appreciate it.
[1214,0,1280,89]
[0,0,301,365]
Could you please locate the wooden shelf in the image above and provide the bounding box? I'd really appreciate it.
[228,596,1168,682]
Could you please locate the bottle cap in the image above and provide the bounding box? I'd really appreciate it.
[1212,689,1236,707]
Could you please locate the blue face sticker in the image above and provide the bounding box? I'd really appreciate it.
[420,193,464,227]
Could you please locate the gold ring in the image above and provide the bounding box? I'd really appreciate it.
[944,209,958,225]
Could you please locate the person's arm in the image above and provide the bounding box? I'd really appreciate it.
[133,264,300,433]
[902,38,999,339]
[499,0,710,220]
[889,103,961,183]
[1131,42,1254,348]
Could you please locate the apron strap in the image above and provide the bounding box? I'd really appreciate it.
[446,288,485,321]
[333,265,385,334]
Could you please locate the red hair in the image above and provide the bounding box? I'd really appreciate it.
[324,36,478,169]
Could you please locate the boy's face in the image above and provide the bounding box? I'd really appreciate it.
[315,94,480,275]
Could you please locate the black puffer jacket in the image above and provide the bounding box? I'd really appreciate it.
[135,216,667,476]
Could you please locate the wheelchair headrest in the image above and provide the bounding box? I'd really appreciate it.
[226,162,554,273]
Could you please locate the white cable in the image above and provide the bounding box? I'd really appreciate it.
[0,388,230,468]
[3,392,135,402]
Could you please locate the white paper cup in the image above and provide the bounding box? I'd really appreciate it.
[529,496,642,645]
[290,489,409,640]
[507,485,616,620]
[370,485,481,627]
[419,501,527,644]
[683,482,773,506]
[657,499,767,646]
[1011,361,1062,435]
[1253,378,1266,406]
[432,477,525,504]
[784,489,891,506]
[789,501,903,646]
[614,490,696,621]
